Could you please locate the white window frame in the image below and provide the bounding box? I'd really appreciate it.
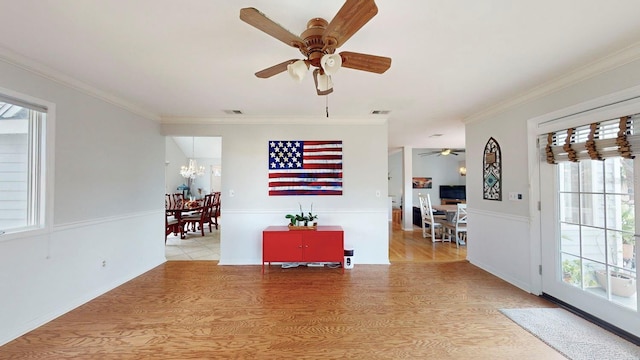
[0,87,54,242]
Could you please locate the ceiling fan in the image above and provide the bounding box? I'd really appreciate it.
[239,0,392,96]
[419,149,466,157]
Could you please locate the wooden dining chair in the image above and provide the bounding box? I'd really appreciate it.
[173,193,186,208]
[443,203,467,247]
[165,209,182,242]
[209,192,221,230]
[418,193,443,242]
[182,194,214,236]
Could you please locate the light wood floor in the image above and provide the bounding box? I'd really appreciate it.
[0,224,564,359]
[389,222,468,262]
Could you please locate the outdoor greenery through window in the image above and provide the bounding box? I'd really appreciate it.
[0,99,45,234]
[559,158,637,310]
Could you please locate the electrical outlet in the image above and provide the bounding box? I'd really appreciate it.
[376,190,381,197]
[229,189,235,197]
[102,260,106,267]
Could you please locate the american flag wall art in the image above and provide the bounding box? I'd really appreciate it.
[268,140,343,196]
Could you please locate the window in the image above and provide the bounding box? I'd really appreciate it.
[557,158,636,310]
[0,95,47,235]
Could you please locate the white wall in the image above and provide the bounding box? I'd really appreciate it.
[0,59,166,345]
[162,120,390,265]
[387,150,403,208]
[165,137,188,194]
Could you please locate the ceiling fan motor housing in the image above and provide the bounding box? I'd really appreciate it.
[298,18,334,68]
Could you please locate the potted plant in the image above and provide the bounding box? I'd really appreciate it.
[562,259,581,286]
[305,203,318,226]
[285,203,318,228]
[285,214,297,226]
[595,269,637,297]
[621,206,635,260]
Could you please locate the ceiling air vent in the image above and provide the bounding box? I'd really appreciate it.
[371,110,390,115]
[223,109,243,115]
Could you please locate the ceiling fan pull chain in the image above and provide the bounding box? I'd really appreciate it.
[326,94,329,118]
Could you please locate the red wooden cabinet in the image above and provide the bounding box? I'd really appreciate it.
[262,226,344,273]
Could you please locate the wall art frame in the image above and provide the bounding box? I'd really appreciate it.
[483,137,502,201]
[412,177,432,189]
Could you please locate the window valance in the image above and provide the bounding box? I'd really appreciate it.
[541,114,640,164]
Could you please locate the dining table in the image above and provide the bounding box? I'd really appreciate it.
[432,204,458,222]
[166,201,203,239]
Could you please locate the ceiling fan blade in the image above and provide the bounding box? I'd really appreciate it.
[322,0,378,49]
[255,59,298,78]
[339,51,391,74]
[240,8,304,48]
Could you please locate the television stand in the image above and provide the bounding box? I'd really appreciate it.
[441,198,465,205]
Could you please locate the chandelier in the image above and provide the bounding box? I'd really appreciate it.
[180,137,205,179]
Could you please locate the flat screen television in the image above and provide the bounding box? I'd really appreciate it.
[439,185,466,200]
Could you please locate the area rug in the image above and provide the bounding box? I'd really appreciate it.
[500,308,640,360]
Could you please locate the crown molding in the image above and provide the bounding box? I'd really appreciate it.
[0,45,159,121]
[464,41,640,124]
[160,116,388,126]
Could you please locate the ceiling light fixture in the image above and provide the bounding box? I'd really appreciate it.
[316,72,333,92]
[286,53,341,95]
[320,53,342,76]
[313,69,333,95]
[441,149,452,156]
[287,60,309,83]
[180,137,205,179]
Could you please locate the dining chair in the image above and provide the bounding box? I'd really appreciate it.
[209,192,221,230]
[182,194,214,236]
[172,193,185,209]
[165,210,182,242]
[418,193,443,242]
[443,203,467,247]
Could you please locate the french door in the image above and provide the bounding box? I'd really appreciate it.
[540,156,639,330]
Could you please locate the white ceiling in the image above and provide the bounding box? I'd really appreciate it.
[2,1,640,151]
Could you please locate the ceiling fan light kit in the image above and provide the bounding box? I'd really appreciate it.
[239,0,391,96]
[316,72,333,92]
[320,53,342,76]
[287,60,309,83]
[313,69,334,95]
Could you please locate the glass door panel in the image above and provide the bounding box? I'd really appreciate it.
[541,157,637,317]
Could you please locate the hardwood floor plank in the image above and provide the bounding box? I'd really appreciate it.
[0,226,565,359]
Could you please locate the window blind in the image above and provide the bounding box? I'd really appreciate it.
[540,114,640,164]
